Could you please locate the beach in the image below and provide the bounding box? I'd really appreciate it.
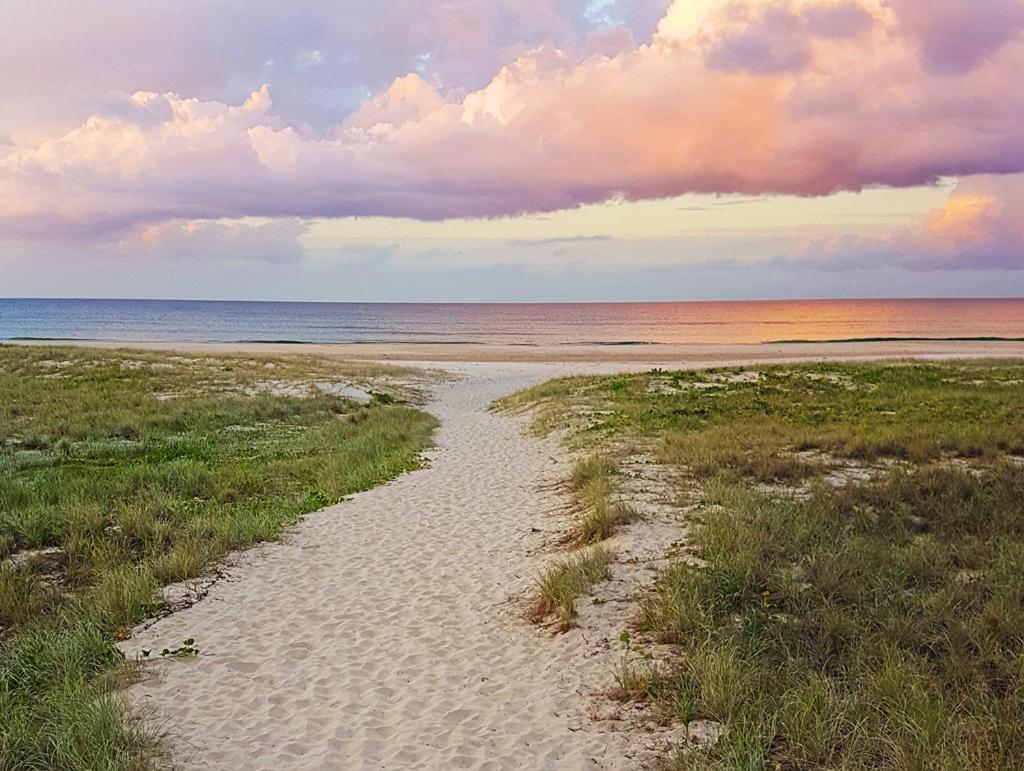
[99,340,1021,769]
[27,337,1024,364]
[6,340,1024,769]
[8,0,1024,765]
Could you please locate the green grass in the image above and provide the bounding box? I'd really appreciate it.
[506,360,1024,769]
[499,361,1024,469]
[567,456,638,545]
[0,344,436,769]
[531,546,612,629]
[647,468,1024,769]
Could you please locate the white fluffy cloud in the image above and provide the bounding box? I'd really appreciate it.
[0,0,667,135]
[0,0,1022,274]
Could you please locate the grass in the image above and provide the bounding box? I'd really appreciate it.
[506,360,1024,769]
[531,546,612,629]
[527,456,631,630]
[499,361,1024,469]
[647,469,1024,768]
[0,344,436,769]
[567,456,638,544]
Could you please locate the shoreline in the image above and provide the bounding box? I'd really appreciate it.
[8,337,1024,364]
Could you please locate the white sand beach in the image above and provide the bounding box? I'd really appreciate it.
[49,338,1024,365]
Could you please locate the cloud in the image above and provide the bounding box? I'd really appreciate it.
[1,0,1023,242]
[507,234,613,246]
[0,0,664,133]
[703,2,873,74]
[885,0,1024,74]
[125,219,307,263]
[802,2,873,38]
[793,174,1024,270]
[342,75,446,131]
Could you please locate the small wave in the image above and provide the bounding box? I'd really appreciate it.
[233,339,317,345]
[769,336,1024,344]
[233,338,482,345]
[566,340,656,346]
[4,335,104,341]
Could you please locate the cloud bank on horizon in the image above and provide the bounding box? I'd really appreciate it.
[2,0,1023,293]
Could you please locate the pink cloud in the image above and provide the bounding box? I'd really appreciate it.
[342,75,447,131]
[795,175,1024,270]
[700,2,872,74]
[885,0,1024,74]
[704,5,814,74]
[0,0,653,135]
[802,2,872,38]
[1,0,1023,238]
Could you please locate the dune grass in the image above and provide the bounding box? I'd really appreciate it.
[531,546,612,629]
[645,467,1024,768]
[567,456,638,545]
[0,344,436,769]
[499,361,1024,469]
[528,457,629,630]
[507,360,1024,769]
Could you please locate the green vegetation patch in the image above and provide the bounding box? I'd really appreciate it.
[507,360,1024,769]
[502,360,1024,474]
[0,345,436,769]
[531,545,612,630]
[648,468,1024,768]
[566,455,638,545]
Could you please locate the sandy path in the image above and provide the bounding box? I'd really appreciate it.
[123,363,653,770]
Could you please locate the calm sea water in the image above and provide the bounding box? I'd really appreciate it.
[1,298,1023,346]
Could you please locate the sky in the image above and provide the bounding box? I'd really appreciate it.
[2,0,1023,302]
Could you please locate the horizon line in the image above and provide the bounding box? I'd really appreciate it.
[4,296,1024,306]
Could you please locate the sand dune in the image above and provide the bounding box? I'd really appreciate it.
[122,362,669,770]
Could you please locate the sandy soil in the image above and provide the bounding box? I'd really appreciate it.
[108,343,1024,769]
[19,337,1024,364]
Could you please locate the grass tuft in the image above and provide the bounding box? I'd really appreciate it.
[531,545,612,629]
[567,455,638,544]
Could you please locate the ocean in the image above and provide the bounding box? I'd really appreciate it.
[1,298,1023,346]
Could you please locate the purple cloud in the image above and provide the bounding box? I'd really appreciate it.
[887,0,1024,75]
[793,175,1024,271]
